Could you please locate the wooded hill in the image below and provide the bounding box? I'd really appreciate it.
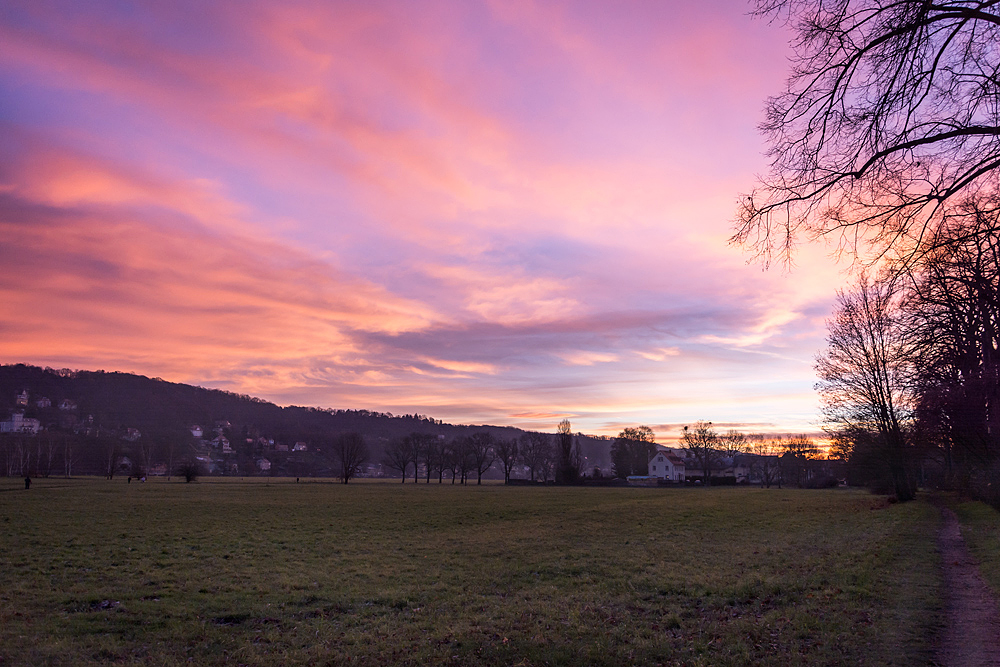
[0,364,611,478]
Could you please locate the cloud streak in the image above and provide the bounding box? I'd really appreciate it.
[0,1,845,436]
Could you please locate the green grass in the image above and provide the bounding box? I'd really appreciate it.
[0,478,942,666]
[953,498,1000,598]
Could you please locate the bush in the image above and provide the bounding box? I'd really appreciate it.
[176,461,200,483]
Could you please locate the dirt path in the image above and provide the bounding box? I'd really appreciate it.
[936,505,1000,667]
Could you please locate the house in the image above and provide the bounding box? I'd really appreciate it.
[274,443,288,452]
[58,399,77,411]
[35,397,51,408]
[190,425,203,438]
[0,412,41,435]
[257,458,271,472]
[648,448,686,482]
[292,442,308,452]
[16,390,29,407]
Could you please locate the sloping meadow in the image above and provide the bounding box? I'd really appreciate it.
[0,479,940,666]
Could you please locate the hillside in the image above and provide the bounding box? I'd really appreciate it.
[0,364,611,478]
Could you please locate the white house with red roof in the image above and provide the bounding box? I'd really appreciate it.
[648,448,685,482]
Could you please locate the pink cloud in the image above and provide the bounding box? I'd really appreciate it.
[0,1,845,434]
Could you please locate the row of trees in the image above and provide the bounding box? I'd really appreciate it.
[733,0,1000,503]
[608,421,826,487]
[379,420,584,485]
[817,228,1000,502]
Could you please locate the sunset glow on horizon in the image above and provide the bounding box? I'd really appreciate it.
[0,1,849,441]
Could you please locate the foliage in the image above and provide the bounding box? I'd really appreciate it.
[554,420,581,484]
[0,478,943,666]
[610,426,657,478]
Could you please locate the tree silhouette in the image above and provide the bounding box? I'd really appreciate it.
[681,422,720,486]
[333,432,369,484]
[610,426,657,478]
[816,275,915,500]
[735,0,1000,266]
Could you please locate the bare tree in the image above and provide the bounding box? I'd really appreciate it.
[734,0,1000,267]
[442,439,461,484]
[816,275,916,500]
[468,432,496,485]
[333,432,369,484]
[748,436,783,488]
[136,436,155,480]
[456,437,475,484]
[781,436,821,488]
[519,432,552,482]
[104,437,121,480]
[904,207,1000,494]
[382,437,411,482]
[432,439,450,483]
[494,437,519,484]
[719,430,748,458]
[63,435,79,478]
[681,421,720,485]
[39,432,60,478]
[422,437,442,483]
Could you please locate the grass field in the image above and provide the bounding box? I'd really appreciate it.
[0,478,943,666]
[953,498,1000,598]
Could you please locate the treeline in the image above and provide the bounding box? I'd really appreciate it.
[0,364,611,479]
[609,422,838,488]
[380,420,587,485]
[816,215,1000,505]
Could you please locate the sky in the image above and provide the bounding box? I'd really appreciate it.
[0,0,849,441]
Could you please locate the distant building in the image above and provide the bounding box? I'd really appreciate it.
[190,425,203,438]
[35,397,51,408]
[274,443,288,452]
[16,390,29,407]
[648,448,686,482]
[58,399,77,411]
[293,442,308,452]
[0,412,41,435]
[257,458,271,472]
